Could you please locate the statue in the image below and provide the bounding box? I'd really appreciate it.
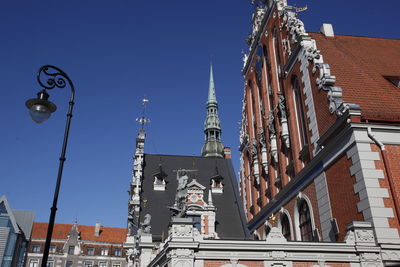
[170,169,192,218]
[278,94,287,120]
[127,208,135,236]
[141,214,151,234]
[268,111,276,135]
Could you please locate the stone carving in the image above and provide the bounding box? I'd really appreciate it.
[172,260,192,267]
[266,227,287,244]
[279,8,351,117]
[241,50,249,70]
[172,224,193,238]
[125,248,135,263]
[127,207,135,236]
[258,127,269,174]
[314,63,344,115]
[360,253,381,261]
[268,112,278,162]
[381,250,400,261]
[170,170,191,218]
[140,214,151,234]
[170,249,194,258]
[271,250,287,259]
[286,14,305,43]
[344,230,355,245]
[355,229,375,243]
[268,111,276,135]
[278,94,290,149]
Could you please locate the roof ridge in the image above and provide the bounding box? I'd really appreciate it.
[145,153,227,159]
[309,32,400,41]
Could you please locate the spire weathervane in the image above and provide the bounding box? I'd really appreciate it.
[136,97,150,129]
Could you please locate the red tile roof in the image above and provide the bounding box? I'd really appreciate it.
[32,222,128,243]
[310,33,400,122]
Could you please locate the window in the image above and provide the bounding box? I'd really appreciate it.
[385,76,400,88]
[99,262,107,267]
[114,248,122,257]
[66,261,73,267]
[101,248,109,256]
[84,261,93,267]
[113,264,121,267]
[47,260,54,267]
[187,215,201,233]
[298,200,313,241]
[281,214,291,240]
[87,247,95,256]
[29,259,39,267]
[265,226,271,238]
[32,244,40,253]
[68,245,75,255]
[49,245,56,253]
[292,77,308,149]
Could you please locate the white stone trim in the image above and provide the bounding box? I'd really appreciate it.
[298,48,320,155]
[314,173,334,241]
[347,128,400,244]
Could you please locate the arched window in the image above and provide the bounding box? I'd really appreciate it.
[298,200,313,241]
[265,225,271,238]
[280,214,291,240]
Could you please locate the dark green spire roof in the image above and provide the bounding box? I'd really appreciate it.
[201,63,224,158]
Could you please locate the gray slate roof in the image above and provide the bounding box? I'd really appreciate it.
[140,154,249,240]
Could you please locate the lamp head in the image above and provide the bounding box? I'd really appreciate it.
[25,90,57,123]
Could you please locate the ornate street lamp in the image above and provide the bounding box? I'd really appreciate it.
[25,65,75,267]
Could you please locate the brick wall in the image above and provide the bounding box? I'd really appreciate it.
[293,262,350,267]
[372,144,400,235]
[326,154,363,241]
[204,260,263,267]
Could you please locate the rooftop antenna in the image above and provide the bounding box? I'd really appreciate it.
[136,96,150,129]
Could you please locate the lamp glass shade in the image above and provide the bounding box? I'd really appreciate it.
[29,103,52,123]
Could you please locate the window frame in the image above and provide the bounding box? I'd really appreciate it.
[298,200,313,241]
[100,248,109,256]
[32,244,41,253]
[87,247,95,256]
[68,245,75,255]
[114,248,122,257]
[29,259,39,267]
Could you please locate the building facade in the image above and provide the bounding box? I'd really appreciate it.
[122,36,400,266]
[124,64,245,267]
[238,0,400,264]
[0,196,35,267]
[26,222,127,267]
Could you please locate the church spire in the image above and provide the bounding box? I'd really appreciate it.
[201,64,224,158]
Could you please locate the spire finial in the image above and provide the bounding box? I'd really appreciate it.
[136,96,150,129]
[208,63,217,104]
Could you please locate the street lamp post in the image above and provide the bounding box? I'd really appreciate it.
[25,65,75,267]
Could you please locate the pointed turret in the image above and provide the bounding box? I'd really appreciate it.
[201,64,224,158]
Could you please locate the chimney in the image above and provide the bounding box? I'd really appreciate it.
[94,222,101,237]
[319,23,334,37]
[223,147,231,159]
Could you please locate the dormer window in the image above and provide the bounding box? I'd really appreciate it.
[384,76,400,88]
[210,173,224,194]
[152,164,167,191]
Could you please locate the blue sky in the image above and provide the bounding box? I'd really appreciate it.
[1,0,399,228]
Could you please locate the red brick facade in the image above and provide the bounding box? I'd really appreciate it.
[239,0,400,248]
[326,154,363,241]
